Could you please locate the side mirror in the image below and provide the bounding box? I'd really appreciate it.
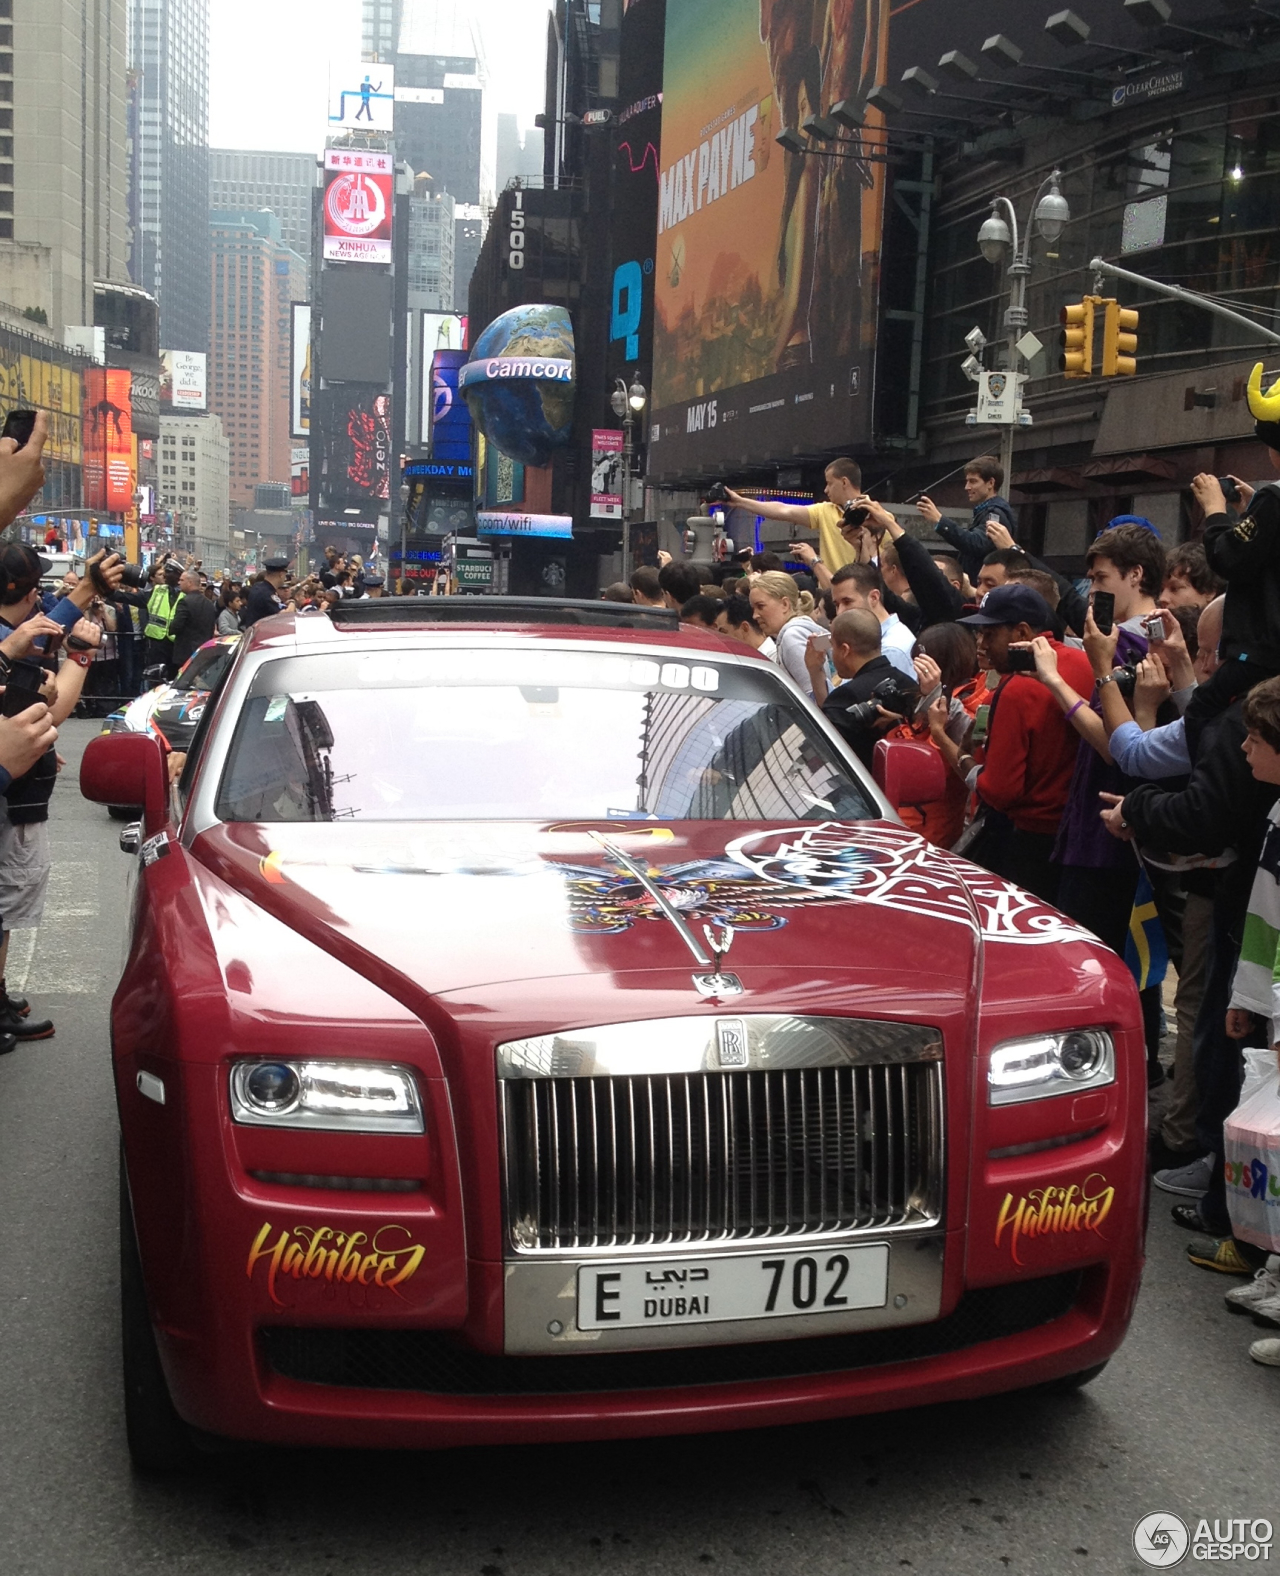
[873,737,948,808]
[80,732,169,835]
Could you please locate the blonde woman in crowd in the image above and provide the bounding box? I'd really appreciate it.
[748,570,826,697]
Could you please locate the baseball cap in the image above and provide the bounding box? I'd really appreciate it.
[958,583,1052,630]
[0,542,52,599]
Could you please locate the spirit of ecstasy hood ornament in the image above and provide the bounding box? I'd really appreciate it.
[587,832,744,998]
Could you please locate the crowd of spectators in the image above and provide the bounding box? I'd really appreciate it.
[604,385,1280,1369]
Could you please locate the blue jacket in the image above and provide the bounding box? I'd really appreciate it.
[934,495,1019,583]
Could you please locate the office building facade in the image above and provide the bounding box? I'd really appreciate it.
[159,410,229,566]
[2,0,130,337]
[209,150,315,266]
[209,210,306,513]
[407,181,455,311]
[128,0,210,352]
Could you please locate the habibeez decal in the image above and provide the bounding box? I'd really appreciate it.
[246,1222,425,1307]
[994,1175,1116,1266]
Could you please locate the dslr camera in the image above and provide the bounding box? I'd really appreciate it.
[841,499,871,531]
[706,482,730,505]
[842,673,921,732]
[89,556,147,593]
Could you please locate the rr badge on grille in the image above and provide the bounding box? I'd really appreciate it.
[715,1018,749,1068]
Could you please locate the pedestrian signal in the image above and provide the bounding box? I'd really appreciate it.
[1060,299,1095,378]
[1102,301,1139,377]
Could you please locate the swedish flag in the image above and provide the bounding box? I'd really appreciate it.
[1125,870,1169,990]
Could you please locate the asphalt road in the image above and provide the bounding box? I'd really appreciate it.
[1,719,1277,1576]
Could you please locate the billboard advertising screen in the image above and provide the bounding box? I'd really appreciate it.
[160,350,207,411]
[429,350,473,467]
[319,385,392,515]
[291,304,311,437]
[650,0,887,478]
[82,367,134,512]
[323,149,394,265]
[328,62,395,133]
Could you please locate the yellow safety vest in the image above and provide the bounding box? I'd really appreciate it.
[143,585,179,642]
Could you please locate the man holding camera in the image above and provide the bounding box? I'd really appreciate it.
[723,458,864,574]
[811,610,917,769]
[951,584,1094,903]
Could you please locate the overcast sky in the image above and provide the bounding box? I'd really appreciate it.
[208,0,549,153]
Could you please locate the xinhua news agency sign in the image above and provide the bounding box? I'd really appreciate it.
[323,150,394,265]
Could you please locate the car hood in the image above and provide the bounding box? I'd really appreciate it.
[192,819,1105,1023]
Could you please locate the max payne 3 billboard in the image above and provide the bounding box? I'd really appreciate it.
[651,0,888,477]
[649,0,1230,479]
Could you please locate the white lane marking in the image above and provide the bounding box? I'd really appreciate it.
[12,862,104,996]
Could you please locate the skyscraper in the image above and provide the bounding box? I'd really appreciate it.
[407,177,455,312]
[128,0,210,351]
[389,4,490,318]
[209,210,306,512]
[1,0,130,336]
[361,0,403,62]
[210,150,316,265]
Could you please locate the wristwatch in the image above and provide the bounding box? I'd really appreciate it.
[1096,672,1118,690]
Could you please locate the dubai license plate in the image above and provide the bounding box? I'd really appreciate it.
[577,1243,890,1331]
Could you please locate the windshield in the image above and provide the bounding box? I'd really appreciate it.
[214,647,879,824]
[175,639,237,694]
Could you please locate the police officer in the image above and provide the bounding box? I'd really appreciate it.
[242,557,291,627]
[363,574,385,598]
[142,558,183,680]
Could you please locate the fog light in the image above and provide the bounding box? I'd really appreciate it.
[245,1062,300,1112]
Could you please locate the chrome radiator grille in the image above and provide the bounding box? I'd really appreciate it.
[501,1057,944,1254]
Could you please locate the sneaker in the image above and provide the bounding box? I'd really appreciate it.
[1149,1134,1201,1174]
[1251,1287,1280,1330]
[1250,1337,1280,1366]
[1225,1256,1280,1315]
[1171,1203,1212,1231]
[0,1002,52,1040]
[1154,1155,1214,1197]
[1186,1236,1256,1274]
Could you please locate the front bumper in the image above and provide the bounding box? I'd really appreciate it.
[173,1261,1125,1450]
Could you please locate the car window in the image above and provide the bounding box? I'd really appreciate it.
[174,639,236,693]
[214,648,879,824]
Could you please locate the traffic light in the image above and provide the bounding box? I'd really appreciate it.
[1060,298,1095,378]
[1102,300,1139,377]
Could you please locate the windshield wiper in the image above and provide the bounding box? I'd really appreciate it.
[588,830,713,969]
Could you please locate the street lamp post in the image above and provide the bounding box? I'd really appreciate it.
[976,170,1070,487]
[610,374,647,575]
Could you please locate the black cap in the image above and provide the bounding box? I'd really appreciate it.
[0,543,52,598]
[958,583,1052,630]
[264,556,291,572]
[363,573,385,587]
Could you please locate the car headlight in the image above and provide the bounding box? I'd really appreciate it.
[987,1030,1115,1106]
[229,1060,425,1134]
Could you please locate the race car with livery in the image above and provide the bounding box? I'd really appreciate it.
[79,598,1146,1470]
[99,635,240,817]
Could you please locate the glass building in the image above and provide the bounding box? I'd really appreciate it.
[128,0,210,352]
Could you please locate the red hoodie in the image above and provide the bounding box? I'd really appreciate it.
[975,641,1097,835]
